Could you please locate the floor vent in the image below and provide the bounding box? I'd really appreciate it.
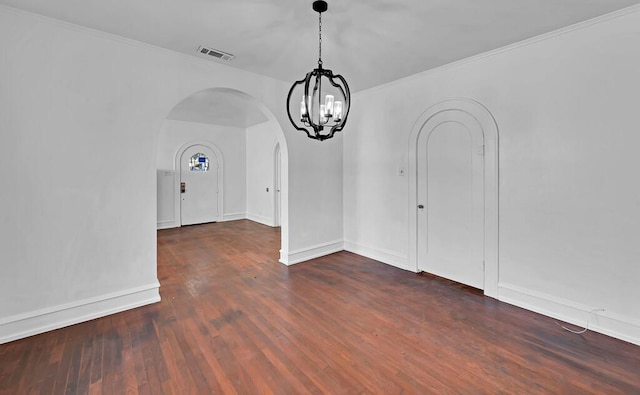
[197,46,235,61]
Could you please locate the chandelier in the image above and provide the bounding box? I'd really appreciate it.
[286,0,351,141]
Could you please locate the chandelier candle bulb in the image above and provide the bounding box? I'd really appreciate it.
[300,97,308,121]
[334,101,343,121]
[325,95,334,116]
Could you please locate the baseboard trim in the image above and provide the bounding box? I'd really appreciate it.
[343,240,411,272]
[156,220,176,230]
[246,213,273,227]
[498,283,640,346]
[0,282,161,345]
[157,213,247,227]
[280,240,344,266]
[222,212,246,222]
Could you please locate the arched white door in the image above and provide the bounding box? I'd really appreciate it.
[180,145,220,225]
[417,114,485,289]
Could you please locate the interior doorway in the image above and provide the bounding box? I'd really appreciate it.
[408,98,499,298]
[179,144,221,225]
[157,87,291,263]
[417,118,484,289]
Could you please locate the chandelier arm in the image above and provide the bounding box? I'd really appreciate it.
[322,71,351,132]
[304,69,323,138]
[304,70,323,138]
[305,69,325,135]
[317,69,325,125]
[286,74,317,140]
[325,73,349,104]
[334,73,351,118]
[320,123,343,141]
[315,71,321,124]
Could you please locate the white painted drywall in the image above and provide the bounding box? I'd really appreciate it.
[0,6,344,342]
[344,9,640,344]
[157,169,175,227]
[246,121,279,226]
[157,120,246,227]
[288,132,344,260]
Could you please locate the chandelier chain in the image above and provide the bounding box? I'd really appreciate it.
[318,12,322,66]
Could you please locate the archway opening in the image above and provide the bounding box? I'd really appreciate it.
[156,87,289,259]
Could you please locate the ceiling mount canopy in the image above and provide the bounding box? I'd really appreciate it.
[312,0,328,13]
[286,0,351,141]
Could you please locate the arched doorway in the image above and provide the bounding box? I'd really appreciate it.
[408,98,499,298]
[157,87,290,259]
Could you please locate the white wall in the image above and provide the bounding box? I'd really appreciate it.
[157,120,246,227]
[345,8,640,345]
[157,169,175,226]
[246,121,279,226]
[284,132,344,264]
[0,6,344,343]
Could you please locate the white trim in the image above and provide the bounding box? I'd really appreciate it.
[246,213,273,226]
[0,282,160,345]
[498,283,640,347]
[280,240,344,266]
[356,4,640,96]
[158,214,246,227]
[157,220,176,229]
[408,98,499,298]
[343,241,411,272]
[273,142,282,228]
[222,212,246,222]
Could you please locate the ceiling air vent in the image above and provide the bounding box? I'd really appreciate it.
[197,46,235,61]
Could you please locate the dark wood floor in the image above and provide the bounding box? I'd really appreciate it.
[1,220,639,394]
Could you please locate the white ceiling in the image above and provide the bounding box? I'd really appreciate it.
[3,0,639,126]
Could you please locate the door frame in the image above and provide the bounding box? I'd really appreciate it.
[273,142,281,227]
[408,98,499,298]
[175,141,224,226]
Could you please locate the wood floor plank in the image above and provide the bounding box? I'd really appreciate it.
[1,219,639,394]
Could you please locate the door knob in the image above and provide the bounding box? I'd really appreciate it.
[417,204,424,209]
[180,182,186,193]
